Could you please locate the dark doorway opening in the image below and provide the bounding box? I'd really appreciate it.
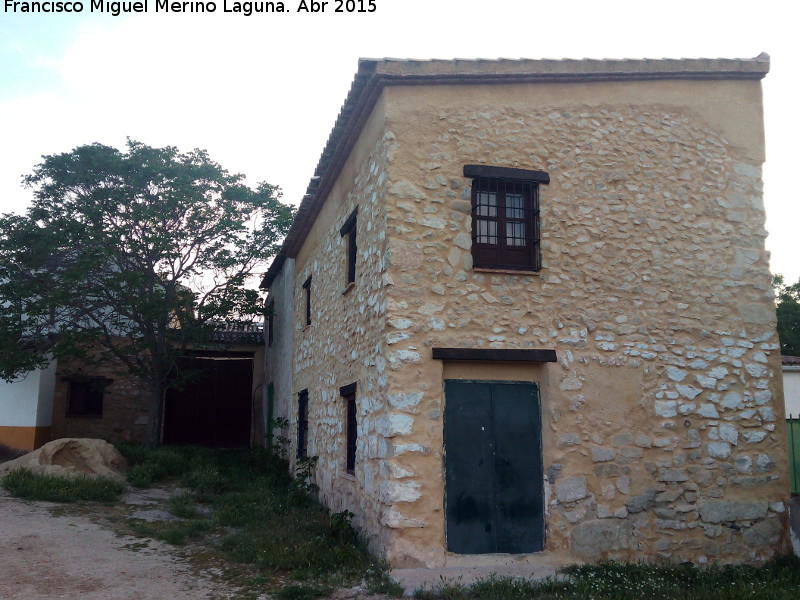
[163,354,253,447]
[444,380,544,554]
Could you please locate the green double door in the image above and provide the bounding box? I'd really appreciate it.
[444,380,544,554]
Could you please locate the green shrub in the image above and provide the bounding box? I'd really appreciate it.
[128,518,211,545]
[116,442,151,466]
[121,445,211,488]
[180,465,224,496]
[168,492,198,518]
[2,468,124,502]
[126,463,160,488]
[121,447,385,591]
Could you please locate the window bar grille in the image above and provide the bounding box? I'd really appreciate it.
[470,176,541,270]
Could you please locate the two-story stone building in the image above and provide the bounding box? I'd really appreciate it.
[261,54,790,567]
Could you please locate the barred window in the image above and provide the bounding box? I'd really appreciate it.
[266,300,274,347]
[465,165,549,271]
[302,276,312,326]
[297,389,308,459]
[339,382,357,475]
[339,208,358,286]
[66,377,109,418]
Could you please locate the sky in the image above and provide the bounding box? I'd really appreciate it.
[0,0,797,282]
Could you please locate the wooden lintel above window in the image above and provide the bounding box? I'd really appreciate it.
[432,347,557,363]
[339,382,357,396]
[339,207,358,236]
[463,165,550,184]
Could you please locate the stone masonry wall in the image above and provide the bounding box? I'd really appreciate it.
[375,81,788,567]
[53,343,264,446]
[51,352,150,444]
[289,104,396,555]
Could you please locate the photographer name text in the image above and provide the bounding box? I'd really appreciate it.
[4,0,375,16]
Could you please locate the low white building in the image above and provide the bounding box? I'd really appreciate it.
[784,356,800,419]
[0,362,57,452]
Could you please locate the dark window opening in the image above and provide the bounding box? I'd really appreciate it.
[302,276,312,326]
[266,300,274,347]
[66,378,108,418]
[340,382,357,475]
[297,389,308,459]
[464,165,548,272]
[340,208,358,286]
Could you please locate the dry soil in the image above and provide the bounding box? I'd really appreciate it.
[0,485,231,600]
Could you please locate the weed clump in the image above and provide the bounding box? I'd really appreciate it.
[120,445,393,596]
[118,443,205,488]
[2,468,124,502]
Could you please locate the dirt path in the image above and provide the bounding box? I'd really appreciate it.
[0,487,231,600]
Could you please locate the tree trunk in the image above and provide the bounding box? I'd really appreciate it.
[144,379,166,449]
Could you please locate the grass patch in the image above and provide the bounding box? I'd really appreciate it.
[1,468,124,502]
[129,518,212,545]
[273,583,334,600]
[413,557,800,600]
[168,492,199,518]
[119,445,396,597]
[118,443,209,488]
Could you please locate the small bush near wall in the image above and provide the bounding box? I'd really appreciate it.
[2,469,124,502]
[117,445,400,597]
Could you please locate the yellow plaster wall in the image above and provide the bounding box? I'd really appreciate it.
[374,77,787,566]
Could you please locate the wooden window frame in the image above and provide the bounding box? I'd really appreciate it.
[297,389,309,459]
[65,377,109,418]
[464,165,548,272]
[339,382,357,475]
[302,276,312,326]
[339,208,358,286]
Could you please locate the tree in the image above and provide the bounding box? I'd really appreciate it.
[0,140,294,447]
[773,274,800,356]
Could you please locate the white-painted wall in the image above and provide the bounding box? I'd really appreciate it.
[263,257,295,454]
[0,360,57,427]
[35,360,57,426]
[784,367,800,418]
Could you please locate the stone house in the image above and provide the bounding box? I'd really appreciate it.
[261,55,790,567]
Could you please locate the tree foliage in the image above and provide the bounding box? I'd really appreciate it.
[773,274,800,356]
[0,140,294,445]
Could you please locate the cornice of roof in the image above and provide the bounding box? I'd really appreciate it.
[261,54,770,289]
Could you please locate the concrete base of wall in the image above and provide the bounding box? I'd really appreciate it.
[391,552,573,596]
[0,426,51,452]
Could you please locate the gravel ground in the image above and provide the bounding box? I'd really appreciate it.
[0,485,230,600]
[0,483,396,600]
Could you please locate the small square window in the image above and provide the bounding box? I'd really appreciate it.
[339,208,358,286]
[66,378,108,418]
[464,165,549,271]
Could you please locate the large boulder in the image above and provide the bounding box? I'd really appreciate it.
[0,438,127,481]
